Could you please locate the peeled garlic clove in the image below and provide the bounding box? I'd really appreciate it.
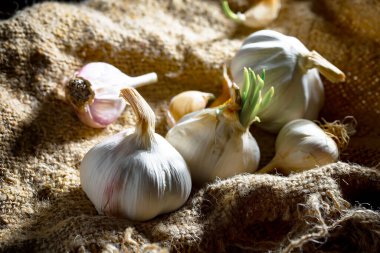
[166,90,215,127]
[257,119,339,175]
[80,87,191,221]
[166,68,274,185]
[65,62,158,128]
[222,0,281,28]
[230,30,346,133]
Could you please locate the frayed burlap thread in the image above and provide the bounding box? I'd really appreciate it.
[1,0,380,252]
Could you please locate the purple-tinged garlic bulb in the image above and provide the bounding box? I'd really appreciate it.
[66,62,157,128]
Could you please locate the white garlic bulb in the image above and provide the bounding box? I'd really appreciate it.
[230,30,345,133]
[66,62,157,128]
[222,0,282,28]
[80,87,191,221]
[257,119,339,174]
[166,90,215,127]
[166,68,274,185]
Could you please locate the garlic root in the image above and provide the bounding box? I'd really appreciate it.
[317,116,357,151]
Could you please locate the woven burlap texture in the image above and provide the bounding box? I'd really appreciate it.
[1,0,379,252]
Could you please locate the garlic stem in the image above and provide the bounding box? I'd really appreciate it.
[221,0,246,23]
[299,51,346,83]
[120,88,155,148]
[123,72,158,88]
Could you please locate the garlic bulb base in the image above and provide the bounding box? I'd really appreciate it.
[66,77,95,111]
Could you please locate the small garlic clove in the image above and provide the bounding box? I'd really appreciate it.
[167,90,215,127]
[66,62,157,128]
[257,119,340,175]
[222,0,281,28]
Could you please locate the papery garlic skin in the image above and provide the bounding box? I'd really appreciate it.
[166,108,259,185]
[80,88,191,221]
[66,62,157,128]
[230,30,344,133]
[258,119,339,174]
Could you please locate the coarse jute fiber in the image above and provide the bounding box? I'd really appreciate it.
[0,0,379,252]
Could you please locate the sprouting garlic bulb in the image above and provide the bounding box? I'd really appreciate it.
[65,62,157,128]
[230,30,346,133]
[222,0,281,28]
[80,87,191,221]
[166,90,215,127]
[257,119,339,175]
[166,68,274,185]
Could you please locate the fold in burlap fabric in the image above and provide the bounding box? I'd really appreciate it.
[1,0,379,252]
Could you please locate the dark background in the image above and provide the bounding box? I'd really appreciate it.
[0,0,84,19]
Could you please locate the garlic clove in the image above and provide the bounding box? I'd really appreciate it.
[66,62,157,128]
[257,119,341,175]
[221,0,281,28]
[78,98,127,128]
[167,90,215,127]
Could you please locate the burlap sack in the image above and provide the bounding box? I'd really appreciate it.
[1,0,379,252]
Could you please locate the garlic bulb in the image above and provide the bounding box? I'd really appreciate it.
[257,119,339,175]
[80,87,191,221]
[65,62,157,128]
[166,90,215,127]
[222,0,281,28]
[230,30,346,133]
[166,68,274,185]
